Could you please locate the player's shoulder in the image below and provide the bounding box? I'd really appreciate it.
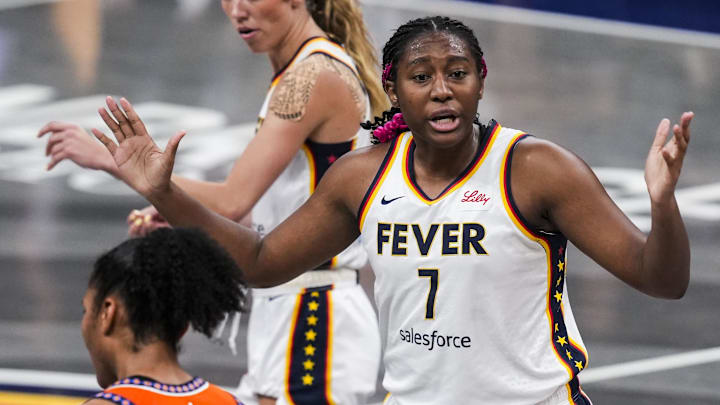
[512,135,584,174]
[291,53,360,91]
[333,141,394,175]
[282,53,345,84]
[293,52,348,72]
[510,134,597,204]
[270,53,358,122]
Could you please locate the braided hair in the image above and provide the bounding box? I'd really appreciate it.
[361,16,488,143]
[88,228,247,352]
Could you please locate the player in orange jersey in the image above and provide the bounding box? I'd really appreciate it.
[81,228,246,405]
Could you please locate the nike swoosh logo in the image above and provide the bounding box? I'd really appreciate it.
[381,195,405,205]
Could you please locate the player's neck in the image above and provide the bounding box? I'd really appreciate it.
[113,343,191,385]
[413,127,480,181]
[268,17,327,73]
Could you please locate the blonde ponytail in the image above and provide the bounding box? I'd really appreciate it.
[307,0,389,117]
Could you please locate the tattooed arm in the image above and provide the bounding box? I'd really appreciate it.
[270,54,365,128]
[146,54,366,224]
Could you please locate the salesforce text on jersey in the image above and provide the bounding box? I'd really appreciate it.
[399,328,472,351]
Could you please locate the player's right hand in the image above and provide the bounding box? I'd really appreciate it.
[37,121,118,173]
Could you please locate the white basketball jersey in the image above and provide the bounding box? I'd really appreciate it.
[252,37,370,271]
[358,122,588,404]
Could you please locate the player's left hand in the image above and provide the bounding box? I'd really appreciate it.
[645,112,693,204]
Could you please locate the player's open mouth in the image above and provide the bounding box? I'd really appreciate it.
[237,28,258,39]
[429,113,459,132]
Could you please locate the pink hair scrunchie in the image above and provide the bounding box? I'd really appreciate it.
[372,112,408,143]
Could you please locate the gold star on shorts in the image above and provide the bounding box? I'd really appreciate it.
[302,374,314,386]
[304,344,316,356]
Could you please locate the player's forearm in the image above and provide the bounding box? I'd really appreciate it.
[639,196,690,299]
[172,175,251,221]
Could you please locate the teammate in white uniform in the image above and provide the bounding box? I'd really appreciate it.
[38,1,385,404]
[235,36,380,405]
[91,15,694,405]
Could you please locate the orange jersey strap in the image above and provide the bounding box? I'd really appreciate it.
[95,376,242,405]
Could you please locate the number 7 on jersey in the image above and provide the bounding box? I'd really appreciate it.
[418,269,438,319]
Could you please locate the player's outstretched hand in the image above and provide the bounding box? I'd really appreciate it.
[37,121,117,173]
[645,112,693,204]
[91,96,185,198]
[127,205,169,237]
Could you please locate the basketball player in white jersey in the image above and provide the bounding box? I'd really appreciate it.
[89,16,692,405]
[38,1,385,404]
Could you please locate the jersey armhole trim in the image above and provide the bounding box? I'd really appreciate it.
[301,144,317,195]
[500,132,538,240]
[500,132,566,240]
[357,135,404,230]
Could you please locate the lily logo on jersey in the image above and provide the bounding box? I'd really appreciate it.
[461,190,491,205]
[457,190,493,211]
[381,195,405,205]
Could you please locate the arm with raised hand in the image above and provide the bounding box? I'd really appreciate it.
[512,113,693,299]
[92,97,364,287]
[634,112,693,296]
